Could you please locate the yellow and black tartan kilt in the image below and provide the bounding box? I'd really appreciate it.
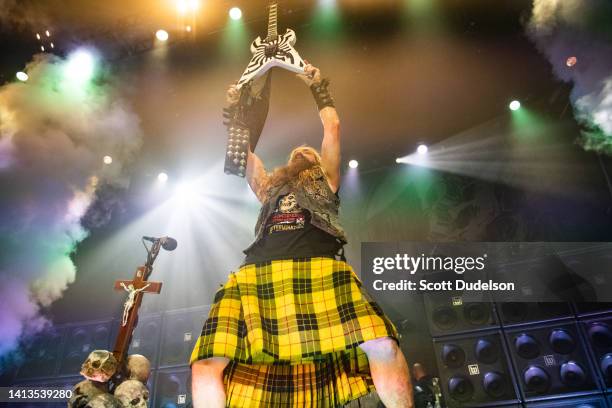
[190,257,398,407]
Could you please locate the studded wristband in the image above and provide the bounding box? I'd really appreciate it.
[310,78,335,111]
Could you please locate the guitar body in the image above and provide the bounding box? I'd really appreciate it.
[236,28,306,89]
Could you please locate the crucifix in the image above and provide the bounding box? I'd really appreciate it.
[112,266,162,364]
[111,236,175,365]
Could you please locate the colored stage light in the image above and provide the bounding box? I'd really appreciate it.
[566,56,577,67]
[103,156,113,165]
[16,71,28,82]
[65,49,95,83]
[348,160,359,169]
[185,25,192,32]
[229,7,242,20]
[417,144,428,155]
[158,172,169,183]
[509,100,521,111]
[156,29,169,42]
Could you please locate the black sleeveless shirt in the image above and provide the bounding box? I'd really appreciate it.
[243,190,342,264]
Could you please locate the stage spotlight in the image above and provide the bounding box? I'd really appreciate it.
[45,30,50,37]
[566,56,577,67]
[348,160,359,169]
[509,100,521,111]
[16,71,28,82]
[417,144,428,155]
[65,49,95,83]
[156,29,169,42]
[103,156,113,165]
[40,45,45,52]
[396,157,403,164]
[185,25,192,32]
[158,172,169,183]
[229,7,242,20]
[36,33,41,40]
[50,42,55,49]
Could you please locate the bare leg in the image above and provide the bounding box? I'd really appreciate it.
[192,357,230,408]
[359,337,414,408]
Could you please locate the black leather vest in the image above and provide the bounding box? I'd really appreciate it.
[244,167,347,252]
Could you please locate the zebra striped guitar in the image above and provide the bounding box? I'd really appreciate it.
[236,1,306,89]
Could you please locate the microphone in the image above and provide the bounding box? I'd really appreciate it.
[143,236,178,251]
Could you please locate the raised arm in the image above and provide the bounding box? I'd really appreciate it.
[246,149,269,203]
[298,64,341,193]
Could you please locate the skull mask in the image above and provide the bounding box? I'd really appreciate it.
[69,379,107,408]
[85,393,121,408]
[80,350,118,383]
[114,379,149,408]
[126,354,151,383]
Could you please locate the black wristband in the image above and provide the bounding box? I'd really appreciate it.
[310,78,335,110]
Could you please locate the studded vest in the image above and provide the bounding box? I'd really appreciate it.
[244,167,347,252]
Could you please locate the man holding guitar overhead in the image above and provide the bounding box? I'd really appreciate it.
[191,2,413,407]
[191,62,414,407]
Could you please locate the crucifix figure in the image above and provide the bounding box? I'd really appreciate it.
[113,266,162,364]
[119,282,152,326]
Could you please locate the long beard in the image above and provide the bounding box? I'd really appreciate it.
[265,157,320,197]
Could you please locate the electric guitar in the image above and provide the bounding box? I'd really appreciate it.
[236,1,306,89]
[225,1,304,177]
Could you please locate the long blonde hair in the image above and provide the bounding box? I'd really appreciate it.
[260,146,327,200]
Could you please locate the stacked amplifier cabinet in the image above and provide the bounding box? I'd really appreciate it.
[14,328,65,381]
[505,321,599,401]
[424,276,521,407]
[580,315,612,392]
[432,331,520,407]
[58,319,113,377]
[155,367,192,408]
[159,306,210,368]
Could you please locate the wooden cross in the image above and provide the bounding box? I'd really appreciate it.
[112,266,162,364]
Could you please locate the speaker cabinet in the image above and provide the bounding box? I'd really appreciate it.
[424,292,499,337]
[159,306,210,368]
[154,367,192,408]
[581,315,612,390]
[556,244,612,317]
[506,321,599,401]
[497,302,573,327]
[433,331,519,407]
[15,328,65,380]
[524,394,608,407]
[58,319,113,376]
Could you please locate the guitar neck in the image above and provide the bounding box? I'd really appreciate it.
[266,2,279,41]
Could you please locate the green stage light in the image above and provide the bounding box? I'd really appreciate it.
[509,100,521,111]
